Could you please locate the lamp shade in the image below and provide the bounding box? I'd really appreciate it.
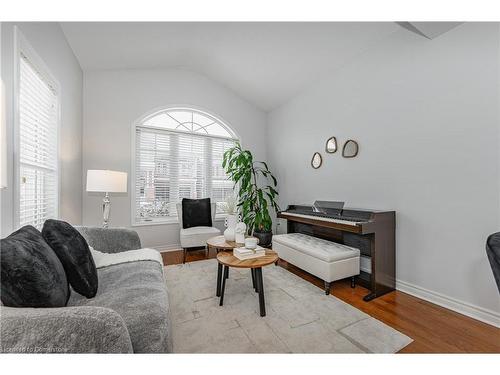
[86,170,127,193]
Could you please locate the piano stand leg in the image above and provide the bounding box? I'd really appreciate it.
[324,281,331,295]
[351,276,356,288]
[363,292,377,302]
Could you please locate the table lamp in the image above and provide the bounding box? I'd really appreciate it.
[86,170,127,228]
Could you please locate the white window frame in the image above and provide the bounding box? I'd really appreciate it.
[131,106,239,226]
[13,27,61,229]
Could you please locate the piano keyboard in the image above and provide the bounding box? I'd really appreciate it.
[279,212,365,226]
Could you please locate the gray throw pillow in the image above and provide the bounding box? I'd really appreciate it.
[0,225,69,307]
[42,219,98,298]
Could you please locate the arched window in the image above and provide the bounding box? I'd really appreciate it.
[133,107,238,224]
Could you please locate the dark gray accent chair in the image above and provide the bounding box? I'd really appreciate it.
[0,227,172,353]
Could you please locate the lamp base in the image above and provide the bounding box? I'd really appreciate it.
[102,192,110,228]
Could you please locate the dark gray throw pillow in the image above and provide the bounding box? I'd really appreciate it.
[181,198,212,229]
[0,225,69,307]
[42,219,98,298]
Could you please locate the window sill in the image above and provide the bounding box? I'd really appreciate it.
[132,214,228,227]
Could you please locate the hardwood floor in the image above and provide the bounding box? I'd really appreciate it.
[162,248,500,353]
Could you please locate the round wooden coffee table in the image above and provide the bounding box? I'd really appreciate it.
[208,236,241,300]
[216,250,279,317]
[206,235,241,253]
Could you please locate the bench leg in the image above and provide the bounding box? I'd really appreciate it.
[351,276,356,288]
[324,281,331,295]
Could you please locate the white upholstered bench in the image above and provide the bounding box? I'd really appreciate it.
[273,233,360,294]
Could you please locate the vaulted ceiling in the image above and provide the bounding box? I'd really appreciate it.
[60,22,401,111]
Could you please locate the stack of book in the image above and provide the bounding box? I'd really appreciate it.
[233,246,266,260]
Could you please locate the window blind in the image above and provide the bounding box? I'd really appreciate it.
[134,110,236,223]
[18,54,58,230]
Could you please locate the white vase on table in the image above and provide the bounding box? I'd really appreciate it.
[235,222,247,244]
[224,214,237,242]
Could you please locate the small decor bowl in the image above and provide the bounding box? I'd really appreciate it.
[245,237,259,249]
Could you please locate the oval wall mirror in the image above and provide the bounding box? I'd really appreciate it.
[311,152,323,169]
[342,140,359,158]
[325,136,338,153]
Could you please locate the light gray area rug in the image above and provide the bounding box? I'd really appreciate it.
[165,259,412,353]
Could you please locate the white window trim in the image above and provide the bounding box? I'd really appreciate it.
[130,106,239,227]
[13,27,62,229]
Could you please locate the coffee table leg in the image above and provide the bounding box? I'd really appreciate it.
[255,267,266,317]
[219,266,228,306]
[216,262,222,297]
[251,268,257,291]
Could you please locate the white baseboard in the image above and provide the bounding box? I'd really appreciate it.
[396,279,500,328]
[153,244,182,252]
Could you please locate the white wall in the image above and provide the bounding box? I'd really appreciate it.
[82,68,267,249]
[3,21,495,326]
[0,23,83,236]
[267,23,500,325]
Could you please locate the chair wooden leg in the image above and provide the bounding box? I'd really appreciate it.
[351,276,356,288]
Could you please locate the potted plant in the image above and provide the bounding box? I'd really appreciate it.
[222,142,279,247]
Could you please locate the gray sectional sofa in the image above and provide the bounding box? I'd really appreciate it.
[0,227,172,353]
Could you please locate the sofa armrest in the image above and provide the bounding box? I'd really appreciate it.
[75,226,142,253]
[0,305,133,353]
